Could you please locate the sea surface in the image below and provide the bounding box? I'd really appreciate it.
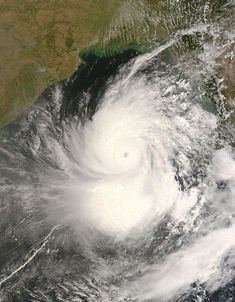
[0,1,235,301]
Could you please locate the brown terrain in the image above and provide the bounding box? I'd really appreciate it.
[0,0,123,127]
[0,0,234,127]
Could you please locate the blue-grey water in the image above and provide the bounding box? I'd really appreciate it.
[0,1,235,301]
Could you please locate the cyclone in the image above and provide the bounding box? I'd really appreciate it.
[61,79,180,237]
[0,23,235,302]
[42,50,214,239]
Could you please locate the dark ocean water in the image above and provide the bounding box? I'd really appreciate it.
[0,1,235,301]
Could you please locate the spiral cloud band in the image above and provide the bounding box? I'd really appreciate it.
[43,54,217,240]
[1,26,235,301]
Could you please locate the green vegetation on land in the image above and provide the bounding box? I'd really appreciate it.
[0,0,233,127]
